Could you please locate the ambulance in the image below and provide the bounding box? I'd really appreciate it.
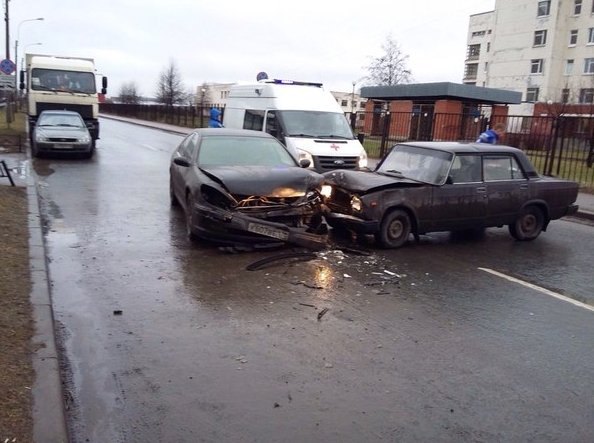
[223,78,367,172]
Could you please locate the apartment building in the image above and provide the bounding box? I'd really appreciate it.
[465,0,594,115]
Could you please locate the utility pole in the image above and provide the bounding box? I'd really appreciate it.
[4,0,10,59]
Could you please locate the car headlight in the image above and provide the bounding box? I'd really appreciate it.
[320,185,333,198]
[298,149,314,165]
[79,134,91,143]
[35,133,48,142]
[358,149,368,169]
[351,195,362,212]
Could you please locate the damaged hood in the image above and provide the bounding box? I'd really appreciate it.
[323,170,419,193]
[201,165,324,196]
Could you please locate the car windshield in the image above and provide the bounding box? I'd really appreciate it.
[38,114,85,128]
[278,110,354,139]
[197,136,298,167]
[377,145,454,185]
[31,68,96,94]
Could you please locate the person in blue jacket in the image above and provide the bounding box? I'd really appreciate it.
[208,107,223,128]
[477,123,506,144]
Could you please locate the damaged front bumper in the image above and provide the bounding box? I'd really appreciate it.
[325,212,379,234]
[192,203,328,250]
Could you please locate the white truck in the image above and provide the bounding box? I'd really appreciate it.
[223,78,367,172]
[20,54,107,145]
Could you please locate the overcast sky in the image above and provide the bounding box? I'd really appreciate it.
[7,0,495,98]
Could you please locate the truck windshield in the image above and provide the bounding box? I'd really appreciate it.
[31,68,96,94]
[279,111,354,139]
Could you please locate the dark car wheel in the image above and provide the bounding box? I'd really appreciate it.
[375,209,411,248]
[185,193,197,240]
[509,205,545,241]
[169,177,179,207]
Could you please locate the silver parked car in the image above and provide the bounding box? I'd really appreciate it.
[32,110,94,158]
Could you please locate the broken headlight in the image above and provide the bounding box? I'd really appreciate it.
[351,195,362,212]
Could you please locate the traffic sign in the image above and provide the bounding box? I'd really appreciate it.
[0,59,16,75]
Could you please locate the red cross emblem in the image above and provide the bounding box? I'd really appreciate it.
[330,144,340,151]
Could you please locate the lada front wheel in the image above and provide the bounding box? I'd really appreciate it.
[376,209,411,248]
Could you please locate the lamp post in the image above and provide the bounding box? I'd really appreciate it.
[350,81,357,130]
[15,17,44,74]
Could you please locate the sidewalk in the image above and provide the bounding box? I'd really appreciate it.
[100,113,594,221]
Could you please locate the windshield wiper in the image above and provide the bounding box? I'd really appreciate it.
[286,133,316,138]
[314,135,351,139]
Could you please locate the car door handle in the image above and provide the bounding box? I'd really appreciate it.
[520,184,528,190]
[476,187,487,193]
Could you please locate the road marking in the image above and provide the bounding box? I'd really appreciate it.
[478,267,594,313]
[141,144,158,151]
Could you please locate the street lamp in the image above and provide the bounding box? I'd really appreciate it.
[14,18,44,74]
[22,42,42,70]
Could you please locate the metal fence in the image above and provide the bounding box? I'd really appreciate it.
[100,104,594,189]
[349,110,594,189]
[100,103,222,129]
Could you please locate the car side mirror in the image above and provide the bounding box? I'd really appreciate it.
[299,158,311,168]
[173,157,191,167]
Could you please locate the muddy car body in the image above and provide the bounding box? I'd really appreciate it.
[323,142,579,248]
[169,128,328,249]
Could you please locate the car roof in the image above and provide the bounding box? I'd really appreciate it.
[190,128,276,139]
[395,141,524,155]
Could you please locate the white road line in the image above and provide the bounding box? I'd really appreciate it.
[478,267,594,313]
[141,144,158,151]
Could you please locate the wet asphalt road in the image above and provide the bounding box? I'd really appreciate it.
[34,118,594,442]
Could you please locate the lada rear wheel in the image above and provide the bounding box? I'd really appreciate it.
[509,205,545,241]
[376,209,411,248]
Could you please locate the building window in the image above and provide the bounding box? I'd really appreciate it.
[531,59,544,74]
[562,89,570,103]
[534,30,547,46]
[465,63,478,79]
[467,44,480,60]
[487,42,491,52]
[574,0,582,14]
[537,0,551,16]
[569,30,578,46]
[589,28,594,44]
[565,59,575,74]
[579,88,594,103]
[471,30,486,37]
[584,58,594,73]
[526,87,540,102]
[341,100,348,107]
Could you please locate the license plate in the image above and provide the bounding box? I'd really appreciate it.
[247,223,289,240]
[53,143,73,150]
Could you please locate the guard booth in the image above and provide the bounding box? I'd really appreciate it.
[360,82,521,148]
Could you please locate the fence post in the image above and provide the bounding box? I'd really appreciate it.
[379,112,392,158]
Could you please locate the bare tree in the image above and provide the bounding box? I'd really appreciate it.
[118,81,141,104]
[155,59,187,106]
[365,35,413,86]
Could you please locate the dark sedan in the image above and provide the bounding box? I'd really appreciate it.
[323,142,579,248]
[169,128,328,249]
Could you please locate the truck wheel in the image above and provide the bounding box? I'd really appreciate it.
[375,209,411,248]
[508,205,545,241]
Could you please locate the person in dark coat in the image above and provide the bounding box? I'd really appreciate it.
[208,108,223,128]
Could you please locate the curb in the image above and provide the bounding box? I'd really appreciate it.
[26,151,69,442]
